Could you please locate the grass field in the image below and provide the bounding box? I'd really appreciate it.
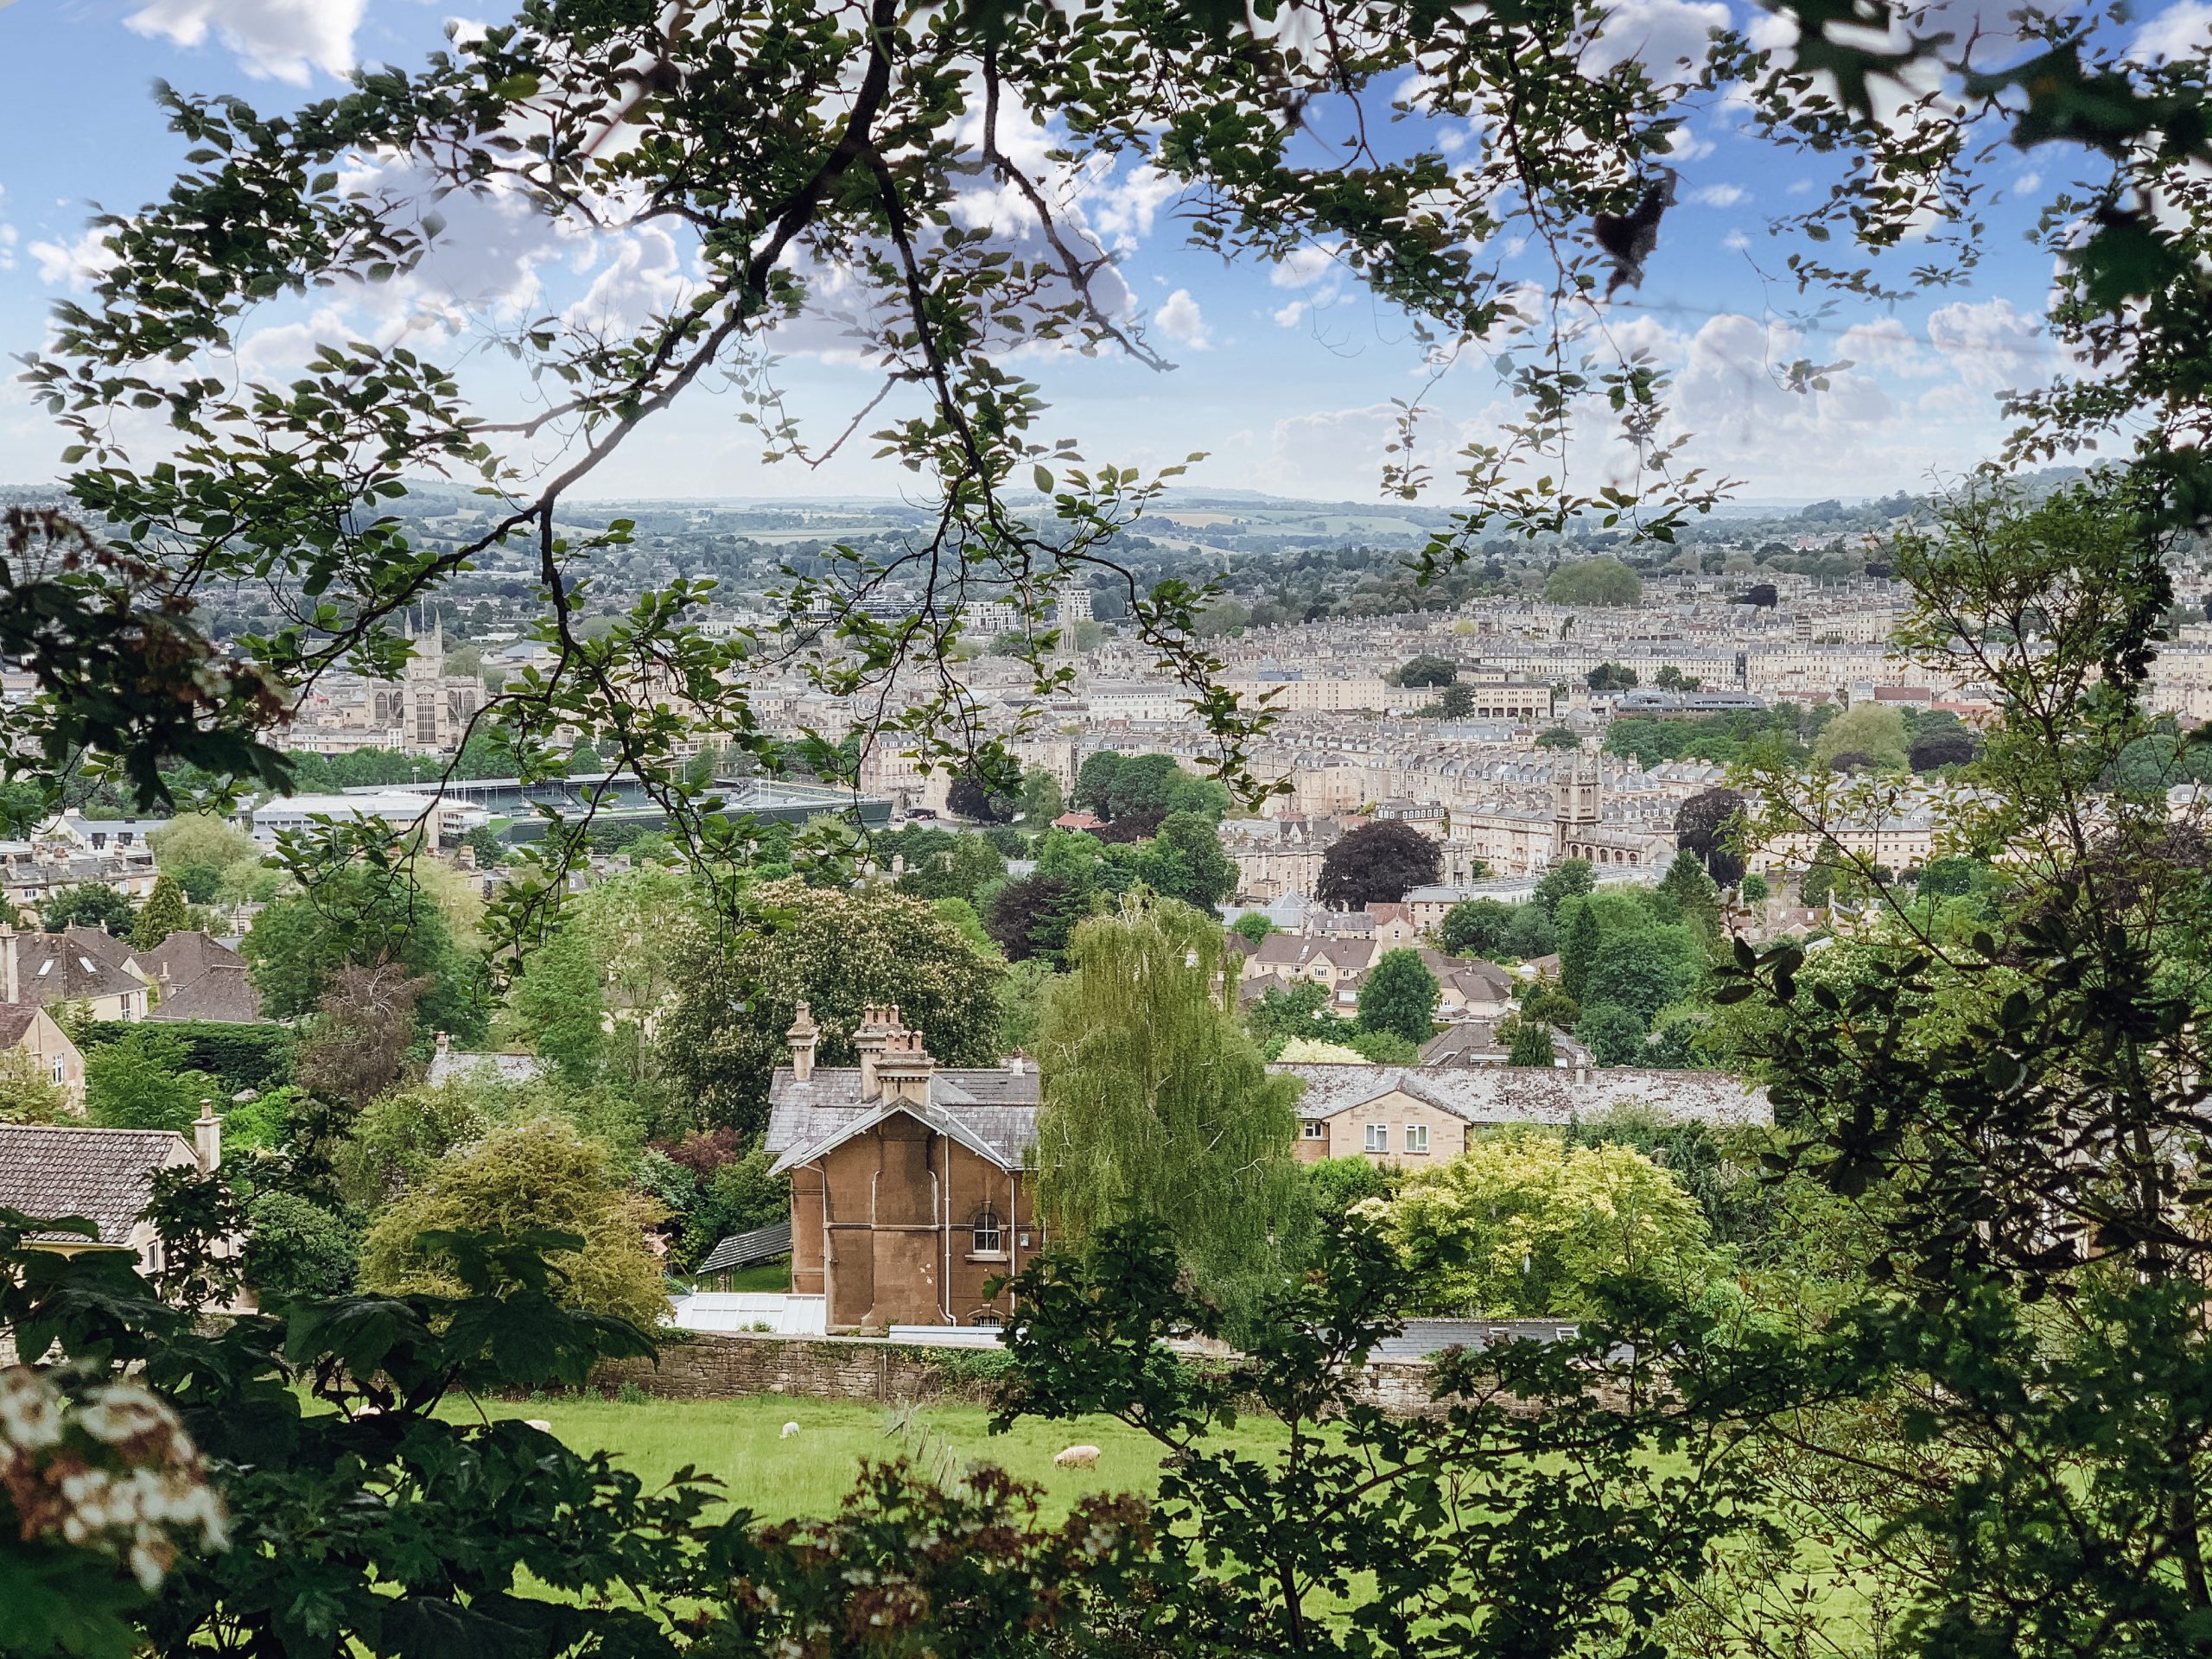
[476,1393,1281,1522]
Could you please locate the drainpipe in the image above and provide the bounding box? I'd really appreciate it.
[812,1159,832,1327]
[935,1142,951,1325]
[1007,1165,1019,1318]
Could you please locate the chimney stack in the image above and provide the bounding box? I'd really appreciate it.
[0,921,15,1006]
[786,999,820,1084]
[193,1100,221,1174]
[854,1003,894,1101]
[874,1027,937,1109]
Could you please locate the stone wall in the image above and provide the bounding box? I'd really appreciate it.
[598,1330,1008,1406]
[597,1328,1453,1414]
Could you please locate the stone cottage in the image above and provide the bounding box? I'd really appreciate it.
[765,1003,1040,1333]
[1275,1062,1769,1166]
[0,1108,225,1275]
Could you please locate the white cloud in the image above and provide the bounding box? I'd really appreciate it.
[1270,244,1343,288]
[1927,296,2046,391]
[565,226,694,338]
[0,225,16,274]
[29,228,117,291]
[1722,229,1751,251]
[1273,300,1308,328]
[1836,316,1926,373]
[1087,162,1179,251]
[124,0,364,85]
[2133,0,2212,60]
[1689,183,1747,207]
[1585,0,1732,84]
[1155,288,1210,349]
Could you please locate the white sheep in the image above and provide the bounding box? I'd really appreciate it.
[780,1421,802,1440]
[1052,1444,1102,1471]
[523,1418,553,1433]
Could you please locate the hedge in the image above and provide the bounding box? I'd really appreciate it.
[77,1020,296,1092]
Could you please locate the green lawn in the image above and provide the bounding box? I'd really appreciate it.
[476,1392,1278,1522]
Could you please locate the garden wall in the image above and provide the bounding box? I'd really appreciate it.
[596,1329,1452,1414]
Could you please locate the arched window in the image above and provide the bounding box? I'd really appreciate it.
[970,1206,1005,1257]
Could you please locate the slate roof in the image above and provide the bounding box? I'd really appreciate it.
[7,930,147,1008]
[696,1219,793,1274]
[131,931,245,989]
[1272,1062,1767,1128]
[0,1003,41,1047]
[1375,1319,1585,1359]
[764,1065,1041,1175]
[0,1124,198,1247]
[147,964,264,1025]
[426,1048,547,1087]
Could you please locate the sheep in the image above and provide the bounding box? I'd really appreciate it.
[1052,1444,1102,1471]
[780,1421,802,1440]
[523,1419,553,1433]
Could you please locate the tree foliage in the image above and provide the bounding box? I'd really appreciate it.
[243,864,486,1044]
[1544,557,1642,607]
[295,963,424,1111]
[658,879,1004,1136]
[1392,653,1459,689]
[1675,788,1745,887]
[1374,1130,1714,1316]
[1317,821,1441,911]
[1437,898,1513,958]
[997,1218,1774,1656]
[0,1199,698,1659]
[1812,702,1909,772]
[1034,897,1307,1323]
[130,875,191,950]
[360,1119,670,1329]
[1357,949,1440,1046]
[39,884,135,938]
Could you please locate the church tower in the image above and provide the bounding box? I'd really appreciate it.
[1552,753,1600,857]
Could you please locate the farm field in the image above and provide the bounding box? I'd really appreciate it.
[475,1392,1287,1522]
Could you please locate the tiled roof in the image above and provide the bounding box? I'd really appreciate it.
[0,1002,41,1047]
[696,1219,793,1274]
[765,1065,1040,1175]
[147,964,264,1025]
[0,1124,197,1247]
[1273,1062,1767,1128]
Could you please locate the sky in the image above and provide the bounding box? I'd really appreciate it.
[0,0,2204,511]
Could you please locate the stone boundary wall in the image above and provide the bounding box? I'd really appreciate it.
[596,1329,1452,1414]
[599,1331,1005,1406]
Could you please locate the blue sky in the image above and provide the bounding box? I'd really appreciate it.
[1,0,2202,507]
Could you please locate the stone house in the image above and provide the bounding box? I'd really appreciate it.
[0,1108,225,1274]
[766,1003,1040,1333]
[0,1002,85,1104]
[1277,1062,1768,1166]
[131,931,265,1025]
[1,924,151,1022]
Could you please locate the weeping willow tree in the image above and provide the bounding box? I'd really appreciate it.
[1033,894,1308,1322]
